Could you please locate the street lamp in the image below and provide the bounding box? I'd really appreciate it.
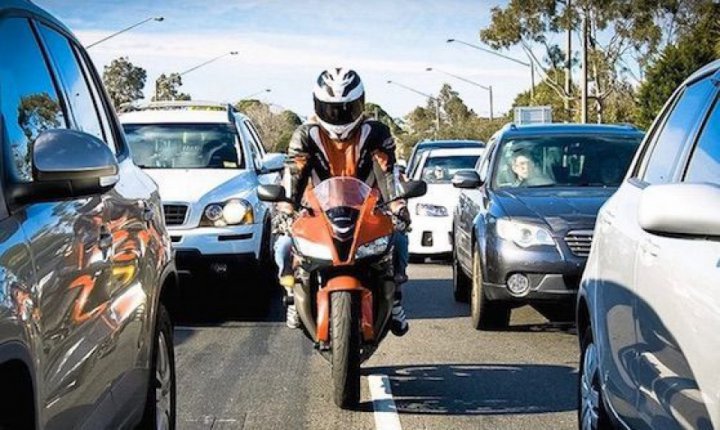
[155,51,239,100]
[86,16,164,49]
[447,38,535,100]
[426,67,494,121]
[239,88,272,100]
[386,80,440,136]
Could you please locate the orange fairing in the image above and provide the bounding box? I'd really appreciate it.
[316,276,374,342]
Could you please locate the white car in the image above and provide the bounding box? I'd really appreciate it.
[120,101,285,281]
[407,147,485,257]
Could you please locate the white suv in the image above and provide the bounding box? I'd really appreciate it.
[120,101,285,282]
[577,60,720,429]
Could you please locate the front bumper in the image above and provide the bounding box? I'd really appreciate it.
[408,215,453,255]
[483,236,586,303]
[169,224,262,258]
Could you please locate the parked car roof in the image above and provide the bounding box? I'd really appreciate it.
[416,139,485,149]
[501,123,644,138]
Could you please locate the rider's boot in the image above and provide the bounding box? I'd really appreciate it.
[280,275,300,329]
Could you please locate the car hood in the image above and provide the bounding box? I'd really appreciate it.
[142,169,256,204]
[493,187,615,232]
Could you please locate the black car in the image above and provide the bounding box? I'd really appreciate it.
[0,2,178,428]
[451,123,643,330]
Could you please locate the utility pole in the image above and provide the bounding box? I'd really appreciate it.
[581,13,588,124]
[565,0,572,119]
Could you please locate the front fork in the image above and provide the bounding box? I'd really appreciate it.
[316,276,375,344]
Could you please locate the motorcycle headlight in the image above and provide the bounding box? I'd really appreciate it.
[416,203,448,217]
[293,237,333,261]
[496,219,555,248]
[355,236,391,259]
[200,199,254,227]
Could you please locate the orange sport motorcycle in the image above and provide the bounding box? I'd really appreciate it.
[259,177,426,408]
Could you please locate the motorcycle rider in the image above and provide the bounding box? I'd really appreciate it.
[273,67,410,336]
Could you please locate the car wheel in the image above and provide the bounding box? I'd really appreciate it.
[579,327,610,430]
[452,249,470,303]
[139,304,176,430]
[470,247,510,330]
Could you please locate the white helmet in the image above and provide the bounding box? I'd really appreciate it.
[313,68,365,140]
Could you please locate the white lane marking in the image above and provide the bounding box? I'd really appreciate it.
[369,374,402,430]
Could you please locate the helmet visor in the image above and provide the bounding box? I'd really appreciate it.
[314,96,365,126]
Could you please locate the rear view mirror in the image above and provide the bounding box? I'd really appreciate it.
[639,183,720,237]
[12,129,119,203]
[399,180,427,200]
[452,170,483,189]
[257,184,289,203]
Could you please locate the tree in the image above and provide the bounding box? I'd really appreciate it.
[635,4,720,128]
[102,57,147,109]
[153,73,191,101]
[235,100,301,152]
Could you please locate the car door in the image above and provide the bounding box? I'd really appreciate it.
[0,17,115,429]
[632,78,719,429]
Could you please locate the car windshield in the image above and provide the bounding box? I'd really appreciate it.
[492,134,642,189]
[421,155,482,184]
[123,123,243,169]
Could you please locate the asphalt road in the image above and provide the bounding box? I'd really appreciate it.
[173,262,579,430]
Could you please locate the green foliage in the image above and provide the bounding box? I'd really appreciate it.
[102,57,147,109]
[235,100,302,152]
[364,102,402,134]
[152,73,191,101]
[635,6,720,128]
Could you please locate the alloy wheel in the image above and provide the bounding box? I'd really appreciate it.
[155,331,173,430]
[580,341,601,430]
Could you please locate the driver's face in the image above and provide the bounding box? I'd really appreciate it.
[512,155,534,180]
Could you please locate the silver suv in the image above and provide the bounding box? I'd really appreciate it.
[0,2,177,428]
[577,60,720,429]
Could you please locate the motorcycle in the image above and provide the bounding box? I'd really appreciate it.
[258,176,426,408]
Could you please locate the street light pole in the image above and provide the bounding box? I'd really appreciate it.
[387,80,440,137]
[425,67,494,121]
[447,38,535,101]
[87,16,164,49]
[239,88,272,100]
[178,51,239,77]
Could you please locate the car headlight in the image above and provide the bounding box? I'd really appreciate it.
[416,203,448,217]
[355,236,391,259]
[200,199,254,227]
[496,219,555,248]
[293,237,333,260]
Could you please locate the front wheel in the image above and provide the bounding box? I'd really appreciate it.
[139,304,176,429]
[470,248,510,330]
[579,327,611,430]
[331,291,361,409]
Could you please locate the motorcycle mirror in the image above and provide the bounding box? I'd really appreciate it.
[399,180,427,200]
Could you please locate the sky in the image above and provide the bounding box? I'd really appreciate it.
[36,0,544,119]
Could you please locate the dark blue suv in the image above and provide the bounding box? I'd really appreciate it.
[451,123,643,330]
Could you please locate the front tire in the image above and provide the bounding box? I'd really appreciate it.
[139,304,176,429]
[331,292,361,409]
[579,327,611,430]
[470,248,510,330]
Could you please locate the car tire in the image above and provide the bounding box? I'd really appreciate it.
[452,249,470,303]
[470,247,510,330]
[138,304,176,430]
[579,326,611,430]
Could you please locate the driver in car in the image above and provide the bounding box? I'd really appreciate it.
[510,151,553,187]
[273,68,411,336]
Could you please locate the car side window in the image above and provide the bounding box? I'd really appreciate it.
[37,24,106,144]
[684,95,720,185]
[245,121,267,156]
[641,77,715,184]
[0,18,67,183]
[241,123,263,171]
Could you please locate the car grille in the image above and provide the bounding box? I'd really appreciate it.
[163,205,188,226]
[565,230,593,257]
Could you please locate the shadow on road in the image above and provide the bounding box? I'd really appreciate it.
[365,363,578,416]
[404,278,468,320]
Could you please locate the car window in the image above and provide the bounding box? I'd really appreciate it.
[243,121,264,170]
[245,120,267,156]
[421,155,481,184]
[685,95,720,185]
[123,123,243,169]
[38,24,105,144]
[0,18,67,183]
[640,77,715,184]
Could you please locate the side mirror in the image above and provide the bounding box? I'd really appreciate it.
[257,184,289,203]
[452,170,483,189]
[639,183,720,237]
[399,180,427,200]
[12,129,119,203]
[260,153,285,174]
